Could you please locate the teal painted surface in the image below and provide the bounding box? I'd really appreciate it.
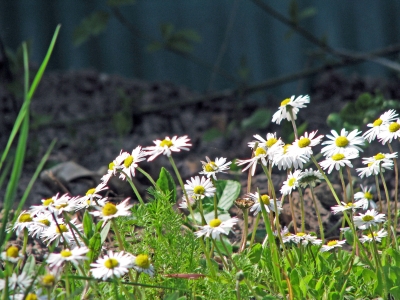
[1,1,399,96]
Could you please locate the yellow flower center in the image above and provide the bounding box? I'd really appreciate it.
[6,246,19,258]
[260,194,270,205]
[327,240,338,247]
[55,203,68,210]
[102,203,118,216]
[56,224,68,234]
[374,153,385,160]
[39,219,51,226]
[43,198,54,206]
[86,188,95,196]
[280,98,291,106]
[124,155,134,168]
[61,250,72,258]
[345,202,354,208]
[332,153,345,161]
[373,118,382,127]
[25,293,38,300]
[193,185,205,195]
[160,139,173,148]
[362,215,374,222]
[41,274,56,286]
[363,192,372,200]
[298,137,311,148]
[104,258,119,269]
[209,218,222,228]
[135,254,150,269]
[367,232,378,238]
[288,178,296,187]
[367,162,374,167]
[335,136,349,147]
[266,138,278,148]
[254,147,266,157]
[296,232,306,237]
[283,144,290,154]
[204,161,217,172]
[389,122,400,133]
[19,213,32,223]
[108,161,115,170]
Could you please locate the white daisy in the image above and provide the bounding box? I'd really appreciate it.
[280,170,303,196]
[178,195,197,209]
[9,210,34,235]
[131,254,155,277]
[199,156,231,180]
[1,245,23,263]
[247,192,282,215]
[101,154,126,184]
[363,109,398,142]
[353,209,386,230]
[319,150,359,174]
[195,217,238,239]
[354,185,375,210]
[184,176,216,199]
[237,146,269,176]
[378,119,400,144]
[359,228,388,243]
[292,232,322,246]
[279,227,296,244]
[90,251,134,280]
[29,211,59,239]
[0,272,33,293]
[298,168,324,188]
[145,135,191,161]
[117,146,147,180]
[46,246,89,268]
[49,193,79,215]
[321,128,365,157]
[272,144,308,170]
[331,201,364,214]
[29,195,59,216]
[357,153,396,178]
[41,218,83,247]
[288,131,324,158]
[272,95,310,124]
[39,270,60,288]
[90,198,133,224]
[248,133,284,158]
[320,240,346,252]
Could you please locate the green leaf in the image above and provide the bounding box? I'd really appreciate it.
[241,108,272,131]
[160,23,175,39]
[328,292,339,300]
[100,221,111,244]
[248,243,262,264]
[202,127,224,142]
[156,167,177,203]
[344,229,354,245]
[214,235,232,255]
[326,112,343,132]
[215,180,241,211]
[73,11,110,46]
[107,0,135,6]
[83,211,94,239]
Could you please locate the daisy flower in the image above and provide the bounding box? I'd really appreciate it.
[184,176,216,199]
[90,198,133,224]
[29,195,59,216]
[321,128,365,157]
[319,151,359,174]
[46,246,89,268]
[298,168,324,188]
[288,131,324,158]
[280,170,303,195]
[0,272,33,293]
[195,217,238,239]
[248,133,284,157]
[247,192,282,215]
[320,240,346,252]
[280,227,296,244]
[363,109,398,142]
[272,144,308,170]
[354,185,375,210]
[237,146,269,176]
[178,195,197,209]
[40,270,60,288]
[1,245,23,263]
[29,211,59,239]
[90,251,134,280]
[46,193,78,215]
[131,254,155,277]
[272,95,310,124]
[359,228,388,243]
[145,135,191,161]
[9,210,34,235]
[353,209,386,230]
[292,232,322,246]
[117,146,147,180]
[331,201,364,214]
[41,218,83,247]
[357,153,396,178]
[378,118,400,144]
[101,154,126,184]
[199,156,231,180]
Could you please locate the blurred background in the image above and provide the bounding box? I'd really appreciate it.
[1,0,400,97]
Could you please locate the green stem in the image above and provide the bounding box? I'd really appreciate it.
[309,185,324,242]
[388,143,398,238]
[239,209,249,253]
[198,199,207,225]
[211,238,229,270]
[122,172,145,205]
[249,213,261,248]
[298,189,306,232]
[345,166,354,202]
[136,166,158,187]
[338,168,348,204]
[379,168,392,244]
[287,107,298,140]
[375,175,383,213]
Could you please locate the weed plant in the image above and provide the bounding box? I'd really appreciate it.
[2,28,400,300]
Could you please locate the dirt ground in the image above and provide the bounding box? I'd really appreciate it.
[1,69,400,244]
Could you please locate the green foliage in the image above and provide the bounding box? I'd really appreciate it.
[156,167,177,203]
[327,92,400,131]
[73,11,110,46]
[240,108,272,131]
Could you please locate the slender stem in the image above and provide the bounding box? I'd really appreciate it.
[345,166,354,202]
[211,178,218,219]
[288,193,297,234]
[122,172,145,205]
[388,143,398,235]
[287,107,298,140]
[375,175,383,213]
[298,189,306,232]
[310,185,324,241]
[239,208,249,253]
[201,237,216,277]
[198,199,207,225]
[249,213,261,248]
[136,166,157,187]
[65,264,70,298]
[338,168,348,204]
[211,238,229,270]
[379,168,392,245]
